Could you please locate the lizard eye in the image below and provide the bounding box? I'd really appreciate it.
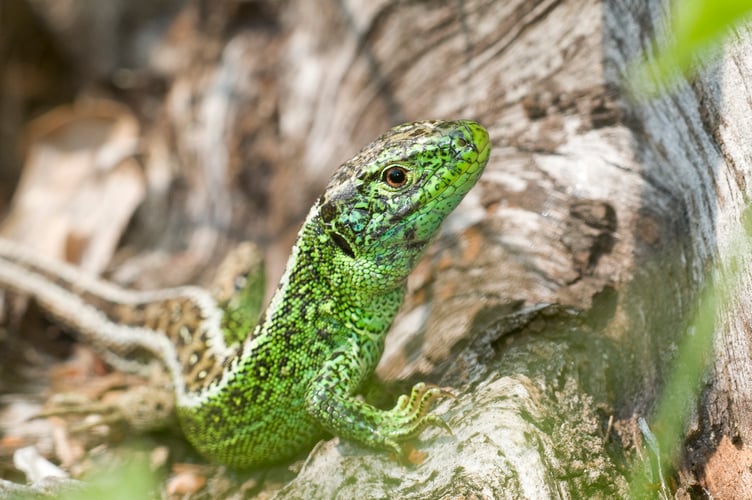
[382,166,409,188]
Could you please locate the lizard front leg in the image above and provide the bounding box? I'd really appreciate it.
[304,336,451,457]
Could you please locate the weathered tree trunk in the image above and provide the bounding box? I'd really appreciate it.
[2,0,752,497]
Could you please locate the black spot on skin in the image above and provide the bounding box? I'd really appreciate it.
[206,404,224,424]
[198,329,209,343]
[407,127,428,138]
[251,385,264,403]
[320,201,337,223]
[282,328,294,345]
[227,386,248,407]
[255,359,271,380]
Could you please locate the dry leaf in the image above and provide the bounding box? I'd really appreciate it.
[1,99,145,272]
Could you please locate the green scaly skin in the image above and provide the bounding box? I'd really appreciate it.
[0,120,490,468]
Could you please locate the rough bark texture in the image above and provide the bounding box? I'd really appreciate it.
[2,0,752,497]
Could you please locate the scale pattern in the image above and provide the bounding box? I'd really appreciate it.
[0,120,490,468]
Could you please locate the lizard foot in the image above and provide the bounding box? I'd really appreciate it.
[378,382,454,456]
[38,379,176,435]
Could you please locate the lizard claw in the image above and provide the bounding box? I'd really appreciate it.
[377,382,454,446]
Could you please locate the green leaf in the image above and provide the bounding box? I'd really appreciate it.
[632,0,752,93]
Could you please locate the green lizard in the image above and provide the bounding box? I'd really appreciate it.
[0,120,490,468]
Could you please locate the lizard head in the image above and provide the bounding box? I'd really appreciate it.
[317,119,490,289]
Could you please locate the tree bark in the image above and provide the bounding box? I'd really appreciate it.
[2,0,752,497]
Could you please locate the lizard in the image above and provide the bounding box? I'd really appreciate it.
[0,119,490,469]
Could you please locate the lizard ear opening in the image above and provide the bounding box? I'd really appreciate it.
[330,232,355,258]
